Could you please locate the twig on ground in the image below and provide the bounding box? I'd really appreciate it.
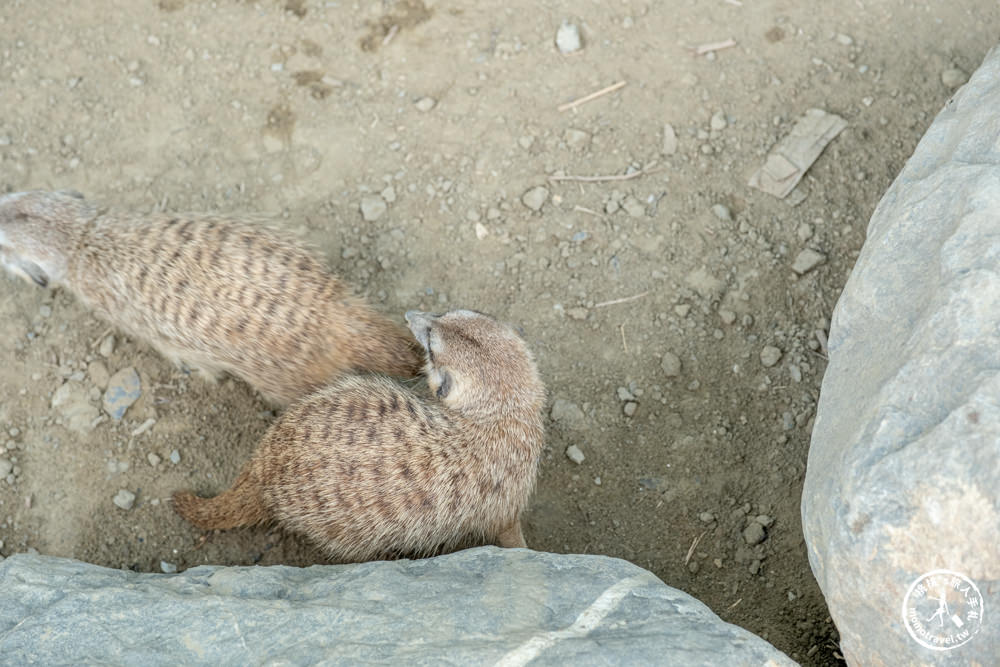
[382,24,400,46]
[572,205,603,217]
[727,598,743,611]
[684,530,709,565]
[619,322,629,353]
[595,291,650,308]
[558,80,626,112]
[692,39,737,55]
[548,169,652,183]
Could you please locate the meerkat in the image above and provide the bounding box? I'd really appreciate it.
[172,309,547,561]
[0,190,422,405]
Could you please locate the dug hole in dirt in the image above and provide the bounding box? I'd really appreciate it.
[1,2,998,664]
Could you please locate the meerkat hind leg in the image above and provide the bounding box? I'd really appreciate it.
[496,520,527,548]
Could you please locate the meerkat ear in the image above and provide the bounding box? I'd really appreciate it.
[435,371,452,399]
[4,256,49,287]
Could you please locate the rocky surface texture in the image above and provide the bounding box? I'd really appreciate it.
[0,547,794,665]
[802,47,1000,665]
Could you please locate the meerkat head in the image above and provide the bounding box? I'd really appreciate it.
[405,309,543,415]
[0,189,95,288]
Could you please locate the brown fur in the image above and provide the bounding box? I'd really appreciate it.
[0,190,421,405]
[172,309,547,562]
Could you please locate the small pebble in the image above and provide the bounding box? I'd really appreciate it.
[743,521,766,546]
[521,186,549,212]
[699,512,715,523]
[941,67,968,88]
[147,452,162,466]
[474,222,489,240]
[661,352,682,377]
[711,204,732,221]
[835,33,854,46]
[103,367,142,420]
[414,96,436,112]
[555,20,582,54]
[710,111,727,131]
[160,561,178,574]
[39,305,52,318]
[99,335,115,358]
[113,489,136,511]
[360,195,388,222]
[791,248,826,275]
[719,308,737,325]
[760,346,782,368]
[662,123,678,155]
[169,449,181,464]
[565,444,585,464]
[623,401,638,417]
[0,459,12,478]
[756,514,775,528]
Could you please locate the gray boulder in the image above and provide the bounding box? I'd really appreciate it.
[0,548,793,665]
[802,47,1000,664]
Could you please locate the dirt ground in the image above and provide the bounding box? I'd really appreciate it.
[1,1,998,663]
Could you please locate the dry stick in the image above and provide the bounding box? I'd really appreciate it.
[548,170,650,183]
[382,24,400,46]
[594,291,650,308]
[684,530,709,565]
[572,205,603,217]
[693,39,737,55]
[727,598,743,611]
[558,80,627,112]
[619,322,629,353]
[89,326,114,349]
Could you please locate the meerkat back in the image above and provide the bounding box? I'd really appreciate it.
[0,190,422,404]
[173,309,548,562]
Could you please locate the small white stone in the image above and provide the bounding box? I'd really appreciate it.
[474,222,489,240]
[555,21,582,54]
[160,561,178,574]
[169,449,181,464]
[360,195,388,222]
[710,111,727,131]
[147,452,162,466]
[711,204,732,221]
[99,335,115,358]
[113,489,136,510]
[414,96,436,112]
[565,444,585,464]
[835,33,854,46]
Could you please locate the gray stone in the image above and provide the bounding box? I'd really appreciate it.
[360,195,387,222]
[710,111,727,131]
[759,345,782,368]
[112,489,135,510]
[414,96,436,112]
[563,128,590,150]
[660,352,682,377]
[743,522,766,546]
[555,20,582,54]
[169,449,181,465]
[803,46,1000,666]
[623,401,638,417]
[565,444,585,464]
[103,367,141,420]
[0,549,794,665]
[550,398,585,429]
[521,186,549,212]
[791,248,826,274]
[160,561,177,574]
[0,459,11,478]
[51,381,100,434]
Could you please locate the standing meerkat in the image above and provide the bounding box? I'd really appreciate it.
[172,309,547,561]
[0,190,422,405]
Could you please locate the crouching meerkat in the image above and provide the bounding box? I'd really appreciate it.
[0,190,422,405]
[172,309,547,562]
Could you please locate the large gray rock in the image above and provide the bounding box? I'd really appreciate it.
[802,47,1000,664]
[0,548,793,665]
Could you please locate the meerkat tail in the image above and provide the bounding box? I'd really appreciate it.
[171,470,267,530]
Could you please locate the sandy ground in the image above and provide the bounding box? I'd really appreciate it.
[1,1,998,663]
